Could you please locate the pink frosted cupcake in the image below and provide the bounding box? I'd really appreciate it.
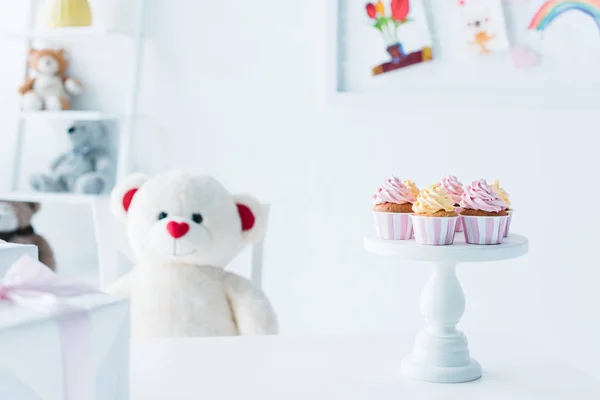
[439,175,465,232]
[460,180,509,245]
[372,176,416,240]
[491,180,513,237]
[410,184,459,246]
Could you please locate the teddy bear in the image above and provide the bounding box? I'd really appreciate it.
[0,201,56,270]
[29,121,114,195]
[105,170,278,338]
[18,48,83,111]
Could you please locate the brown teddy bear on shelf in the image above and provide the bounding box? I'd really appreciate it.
[18,48,83,111]
[0,201,56,270]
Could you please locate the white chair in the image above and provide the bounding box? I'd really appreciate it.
[94,201,269,290]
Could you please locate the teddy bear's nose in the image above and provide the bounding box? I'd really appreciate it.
[166,221,189,239]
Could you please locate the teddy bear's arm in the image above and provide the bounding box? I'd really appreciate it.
[64,77,83,96]
[223,272,279,335]
[31,234,57,271]
[18,78,35,95]
[50,153,69,170]
[93,150,114,176]
[103,271,135,299]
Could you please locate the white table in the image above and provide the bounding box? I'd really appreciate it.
[131,333,600,399]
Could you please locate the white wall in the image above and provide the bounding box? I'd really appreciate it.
[0,0,598,378]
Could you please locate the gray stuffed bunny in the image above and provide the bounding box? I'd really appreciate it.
[30,121,114,195]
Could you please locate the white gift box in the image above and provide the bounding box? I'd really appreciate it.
[0,241,38,276]
[0,257,129,400]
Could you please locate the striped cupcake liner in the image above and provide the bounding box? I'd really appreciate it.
[455,207,464,232]
[410,215,458,246]
[461,215,509,245]
[504,210,514,237]
[373,212,414,240]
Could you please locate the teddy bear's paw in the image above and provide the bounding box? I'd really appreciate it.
[75,173,106,195]
[29,174,62,192]
[64,79,83,96]
[21,92,43,111]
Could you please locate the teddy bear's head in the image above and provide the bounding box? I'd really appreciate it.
[461,5,493,34]
[67,121,107,152]
[0,202,40,233]
[111,171,265,268]
[28,48,68,76]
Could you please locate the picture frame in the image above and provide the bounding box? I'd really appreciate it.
[325,0,600,110]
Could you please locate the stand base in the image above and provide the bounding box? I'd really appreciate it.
[401,356,482,383]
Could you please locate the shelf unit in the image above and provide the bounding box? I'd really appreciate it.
[2,0,148,285]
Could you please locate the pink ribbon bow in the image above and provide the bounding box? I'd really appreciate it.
[0,256,99,400]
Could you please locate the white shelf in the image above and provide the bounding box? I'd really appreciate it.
[18,111,118,121]
[5,27,132,40]
[0,192,107,205]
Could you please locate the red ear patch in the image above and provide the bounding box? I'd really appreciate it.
[237,204,255,231]
[122,188,138,212]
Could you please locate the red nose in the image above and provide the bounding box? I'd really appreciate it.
[166,221,189,239]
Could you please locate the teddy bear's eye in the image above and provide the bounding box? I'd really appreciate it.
[191,213,203,224]
[158,211,168,220]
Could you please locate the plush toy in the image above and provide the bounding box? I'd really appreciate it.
[18,48,83,111]
[0,202,56,270]
[105,171,278,338]
[30,121,113,195]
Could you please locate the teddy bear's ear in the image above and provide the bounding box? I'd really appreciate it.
[110,173,148,222]
[233,194,265,244]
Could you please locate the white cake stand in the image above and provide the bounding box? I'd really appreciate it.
[364,234,529,384]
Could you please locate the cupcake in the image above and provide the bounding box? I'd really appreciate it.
[438,175,465,232]
[403,180,420,198]
[460,179,509,245]
[410,184,459,245]
[491,180,512,237]
[372,176,417,240]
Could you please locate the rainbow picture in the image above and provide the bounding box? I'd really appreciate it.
[529,0,600,33]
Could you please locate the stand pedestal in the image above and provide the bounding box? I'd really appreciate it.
[364,234,528,383]
[401,262,481,383]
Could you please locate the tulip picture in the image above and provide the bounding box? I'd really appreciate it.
[363,0,434,76]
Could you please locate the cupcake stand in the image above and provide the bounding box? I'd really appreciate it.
[364,234,529,383]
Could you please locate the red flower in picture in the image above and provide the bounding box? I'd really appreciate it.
[366,3,377,19]
[391,0,410,22]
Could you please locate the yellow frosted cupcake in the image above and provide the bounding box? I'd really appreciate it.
[410,184,459,245]
[403,180,420,198]
[491,180,511,210]
[412,184,457,217]
[491,180,513,237]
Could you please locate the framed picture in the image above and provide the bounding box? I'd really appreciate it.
[363,0,434,76]
[327,0,440,103]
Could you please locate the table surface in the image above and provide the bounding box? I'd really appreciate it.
[131,331,599,400]
[364,234,529,263]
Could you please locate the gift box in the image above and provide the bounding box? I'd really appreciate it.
[0,241,38,276]
[0,256,129,400]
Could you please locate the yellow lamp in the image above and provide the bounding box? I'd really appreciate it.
[43,0,93,28]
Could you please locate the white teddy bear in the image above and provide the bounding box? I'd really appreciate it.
[106,170,278,338]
